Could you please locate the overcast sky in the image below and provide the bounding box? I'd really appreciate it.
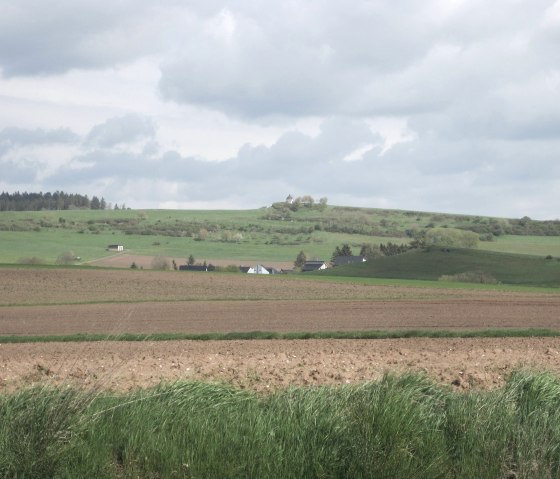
[1,0,559,218]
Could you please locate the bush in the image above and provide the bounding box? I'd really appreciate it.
[439,271,499,284]
[151,256,170,270]
[56,250,77,265]
[18,256,45,265]
[426,228,479,249]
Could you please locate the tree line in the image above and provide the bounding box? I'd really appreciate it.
[0,191,107,211]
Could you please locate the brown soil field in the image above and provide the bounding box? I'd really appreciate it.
[1,267,559,392]
[3,338,560,392]
[1,267,556,306]
[1,299,560,335]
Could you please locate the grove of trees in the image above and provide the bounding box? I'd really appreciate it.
[0,191,107,211]
[424,228,479,249]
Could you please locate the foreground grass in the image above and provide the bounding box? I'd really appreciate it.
[1,328,560,343]
[2,371,560,478]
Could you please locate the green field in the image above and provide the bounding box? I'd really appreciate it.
[479,234,560,256]
[1,206,559,277]
[3,371,560,478]
[319,248,560,287]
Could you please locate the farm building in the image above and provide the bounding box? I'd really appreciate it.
[332,256,367,267]
[247,264,270,274]
[301,260,328,272]
[107,244,124,252]
[239,264,282,274]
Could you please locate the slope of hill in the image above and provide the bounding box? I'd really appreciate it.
[0,205,559,265]
[318,249,560,287]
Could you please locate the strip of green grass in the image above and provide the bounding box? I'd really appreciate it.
[318,248,560,287]
[1,328,559,343]
[3,371,560,478]
[298,272,560,294]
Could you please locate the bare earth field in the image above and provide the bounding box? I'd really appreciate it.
[1,267,559,392]
[3,338,560,393]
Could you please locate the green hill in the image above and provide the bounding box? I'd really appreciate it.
[318,248,560,287]
[0,205,559,265]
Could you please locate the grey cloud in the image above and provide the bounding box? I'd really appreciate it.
[158,0,559,122]
[0,158,39,183]
[41,115,560,217]
[0,127,80,157]
[0,126,79,146]
[85,114,156,148]
[0,0,165,77]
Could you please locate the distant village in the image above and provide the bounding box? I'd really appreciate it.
[106,194,367,273]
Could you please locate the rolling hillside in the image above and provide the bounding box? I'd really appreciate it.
[0,205,559,265]
[318,248,560,287]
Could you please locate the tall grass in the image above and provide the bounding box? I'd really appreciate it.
[2,328,560,344]
[2,371,560,477]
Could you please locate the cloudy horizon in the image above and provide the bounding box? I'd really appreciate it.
[1,1,559,219]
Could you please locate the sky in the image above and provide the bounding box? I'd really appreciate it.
[1,0,559,219]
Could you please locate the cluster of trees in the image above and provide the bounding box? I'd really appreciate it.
[332,242,414,262]
[271,196,328,213]
[0,191,108,211]
[287,196,328,212]
[424,228,479,249]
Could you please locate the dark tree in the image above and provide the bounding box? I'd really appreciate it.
[360,244,383,260]
[90,196,101,210]
[331,244,353,262]
[294,250,307,269]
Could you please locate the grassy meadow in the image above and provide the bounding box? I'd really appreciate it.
[1,205,559,266]
[3,371,560,478]
[320,248,560,287]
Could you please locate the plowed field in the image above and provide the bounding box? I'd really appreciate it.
[1,268,559,391]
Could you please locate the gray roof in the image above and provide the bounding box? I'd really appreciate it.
[301,260,326,272]
[332,256,366,266]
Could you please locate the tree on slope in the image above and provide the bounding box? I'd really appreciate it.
[294,251,307,269]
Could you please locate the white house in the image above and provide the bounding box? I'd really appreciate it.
[247,264,270,274]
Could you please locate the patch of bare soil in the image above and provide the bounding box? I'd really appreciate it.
[2,268,559,394]
[2,338,560,392]
[1,299,560,335]
[1,267,555,306]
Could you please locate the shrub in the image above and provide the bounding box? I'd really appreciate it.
[56,250,77,265]
[426,228,480,249]
[151,256,170,270]
[439,271,499,284]
[18,256,45,265]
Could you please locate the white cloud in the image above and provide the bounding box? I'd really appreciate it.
[85,114,156,148]
[0,0,558,219]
